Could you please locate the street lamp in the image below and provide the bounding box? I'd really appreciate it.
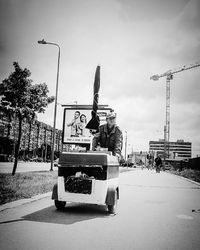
[125,131,127,161]
[38,39,60,171]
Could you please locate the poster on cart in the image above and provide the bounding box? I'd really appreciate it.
[62,105,112,145]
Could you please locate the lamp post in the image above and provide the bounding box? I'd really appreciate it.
[125,131,127,162]
[38,39,60,171]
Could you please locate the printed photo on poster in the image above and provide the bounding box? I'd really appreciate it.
[66,110,89,137]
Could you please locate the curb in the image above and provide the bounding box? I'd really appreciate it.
[0,192,52,212]
[119,167,135,174]
[165,171,200,187]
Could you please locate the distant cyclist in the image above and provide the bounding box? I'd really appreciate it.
[154,155,162,173]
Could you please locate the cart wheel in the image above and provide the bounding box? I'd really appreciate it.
[54,200,66,210]
[107,190,118,214]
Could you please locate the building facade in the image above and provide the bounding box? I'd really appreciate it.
[0,108,68,158]
[127,151,148,165]
[149,139,192,159]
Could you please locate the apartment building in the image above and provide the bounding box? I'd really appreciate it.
[149,139,192,159]
[0,109,65,156]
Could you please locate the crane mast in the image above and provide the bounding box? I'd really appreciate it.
[150,61,200,159]
[165,74,172,147]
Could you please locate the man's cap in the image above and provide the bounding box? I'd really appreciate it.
[106,112,116,119]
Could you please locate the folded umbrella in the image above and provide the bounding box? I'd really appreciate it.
[86,65,100,131]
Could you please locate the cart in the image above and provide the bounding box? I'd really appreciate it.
[52,151,119,214]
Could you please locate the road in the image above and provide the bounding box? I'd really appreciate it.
[0,161,53,173]
[0,169,200,250]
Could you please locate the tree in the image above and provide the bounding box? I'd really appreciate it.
[0,62,54,175]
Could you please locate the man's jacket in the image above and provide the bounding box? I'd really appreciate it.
[92,124,123,156]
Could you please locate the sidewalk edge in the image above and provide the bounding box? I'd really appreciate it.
[166,171,200,186]
[0,192,52,212]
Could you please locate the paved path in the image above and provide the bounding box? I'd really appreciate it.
[0,169,200,250]
[0,162,131,174]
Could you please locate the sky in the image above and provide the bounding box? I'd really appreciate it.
[0,0,200,156]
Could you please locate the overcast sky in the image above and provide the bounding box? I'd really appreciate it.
[0,0,200,156]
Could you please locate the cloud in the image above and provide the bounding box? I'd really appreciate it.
[115,0,189,22]
[177,0,200,31]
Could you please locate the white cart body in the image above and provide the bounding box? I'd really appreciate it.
[52,152,119,211]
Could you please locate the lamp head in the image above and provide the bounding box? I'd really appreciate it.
[38,39,47,44]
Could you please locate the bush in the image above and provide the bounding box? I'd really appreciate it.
[169,169,200,183]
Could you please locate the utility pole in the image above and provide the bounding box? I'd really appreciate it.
[38,39,61,171]
[125,131,127,161]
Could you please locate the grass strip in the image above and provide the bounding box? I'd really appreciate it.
[169,169,200,183]
[0,171,57,205]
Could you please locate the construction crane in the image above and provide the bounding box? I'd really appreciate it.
[150,61,200,159]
